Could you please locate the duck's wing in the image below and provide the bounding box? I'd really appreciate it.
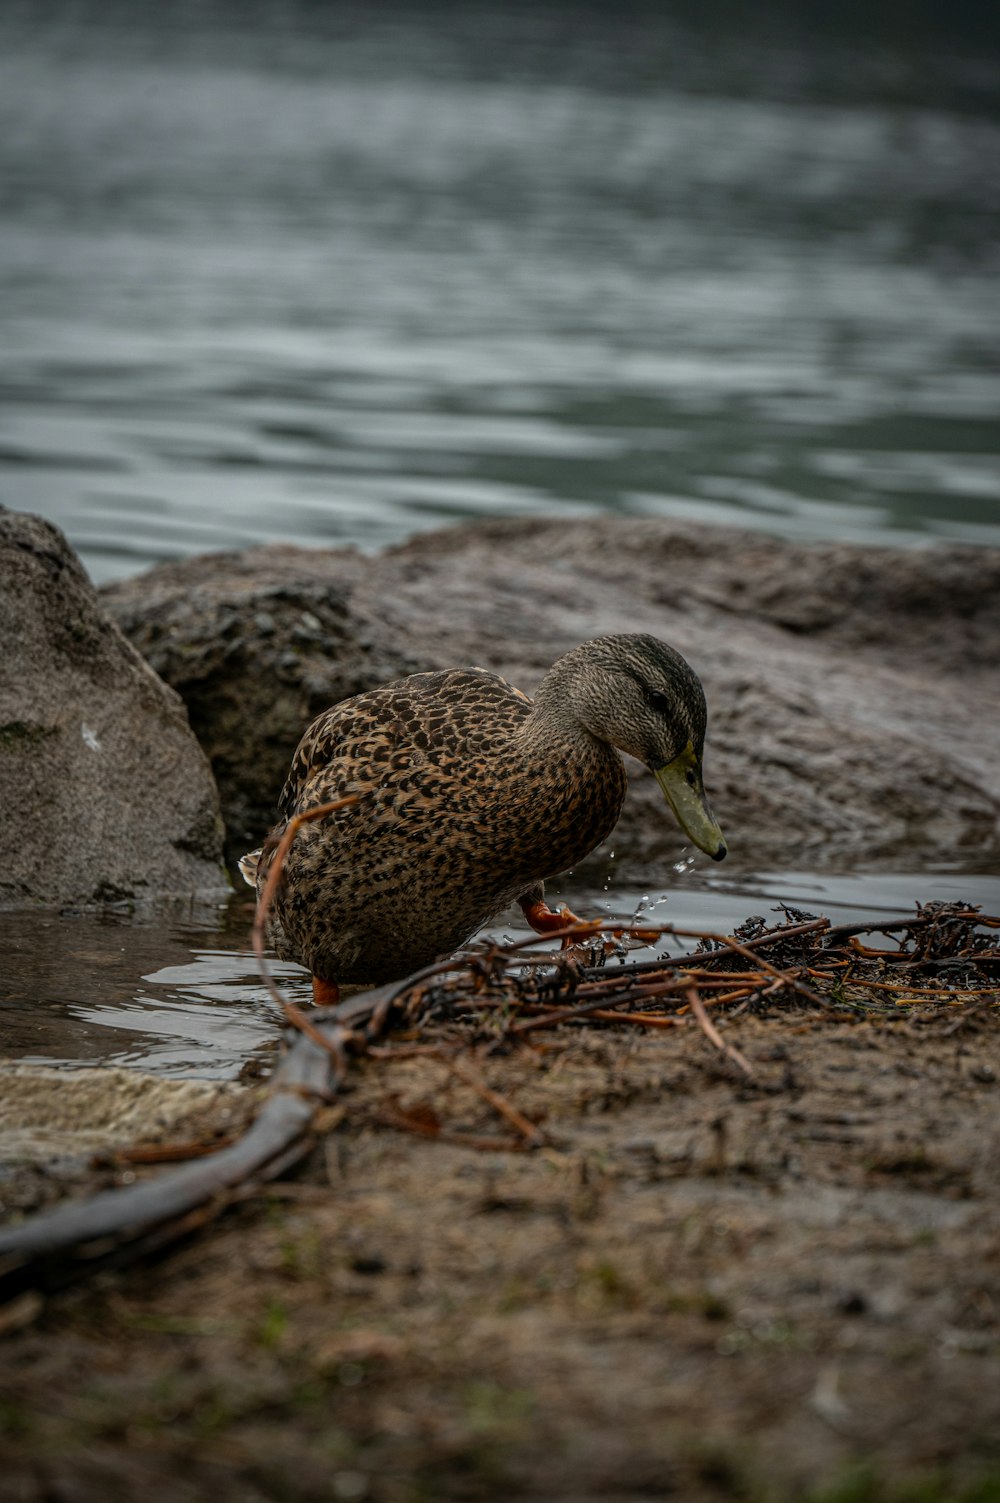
[278,694,396,817]
[242,696,392,895]
[275,668,530,819]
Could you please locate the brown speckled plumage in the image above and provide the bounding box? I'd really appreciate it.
[245,634,718,985]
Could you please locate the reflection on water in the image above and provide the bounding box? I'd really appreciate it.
[2,868,998,1080]
[0,896,288,1079]
[0,3,998,582]
[2,8,998,1077]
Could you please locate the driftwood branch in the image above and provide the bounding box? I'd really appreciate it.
[1,897,995,1304]
[0,987,390,1302]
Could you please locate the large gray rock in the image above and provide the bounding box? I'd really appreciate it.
[358,520,1000,872]
[100,547,425,860]
[0,510,227,906]
[103,519,1000,878]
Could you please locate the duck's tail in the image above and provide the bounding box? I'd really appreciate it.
[238,847,262,888]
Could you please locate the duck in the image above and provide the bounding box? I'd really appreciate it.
[241,633,726,1002]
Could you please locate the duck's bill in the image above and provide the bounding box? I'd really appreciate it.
[655,744,727,862]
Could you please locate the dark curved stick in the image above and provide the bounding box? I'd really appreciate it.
[0,987,393,1302]
[4,903,991,1303]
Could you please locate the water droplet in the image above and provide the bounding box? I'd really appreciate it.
[630,893,652,923]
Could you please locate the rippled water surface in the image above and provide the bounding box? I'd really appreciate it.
[1,2,998,580]
[2,5,998,1078]
[4,869,999,1079]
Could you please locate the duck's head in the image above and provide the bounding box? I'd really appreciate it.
[538,633,727,862]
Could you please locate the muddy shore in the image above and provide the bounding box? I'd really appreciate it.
[2,515,998,1500]
[1,997,998,1502]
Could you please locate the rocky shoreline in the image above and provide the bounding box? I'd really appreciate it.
[99,516,1000,877]
[0,510,226,907]
[2,506,999,908]
[2,507,999,1500]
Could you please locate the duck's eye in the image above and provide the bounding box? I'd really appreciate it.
[648,691,671,716]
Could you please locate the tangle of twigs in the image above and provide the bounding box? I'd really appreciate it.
[0,789,995,1305]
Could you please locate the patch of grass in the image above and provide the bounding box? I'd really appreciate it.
[0,1398,30,1439]
[808,1464,883,1503]
[961,1480,1000,1503]
[576,1256,640,1311]
[462,1379,534,1438]
[401,1381,535,1501]
[120,1312,232,1337]
[256,1299,289,1351]
[284,1228,327,1280]
[260,1199,329,1282]
[806,1463,1000,1503]
[662,1287,732,1321]
[826,978,850,1008]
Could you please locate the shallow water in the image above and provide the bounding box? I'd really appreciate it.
[3,866,998,1080]
[1,2,998,581]
[2,7,998,1081]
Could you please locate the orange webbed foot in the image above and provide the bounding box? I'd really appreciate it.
[311,976,341,1006]
[520,897,598,949]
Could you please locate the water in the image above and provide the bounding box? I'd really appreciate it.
[1,2,998,583]
[3,869,998,1079]
[2,4,998,1077]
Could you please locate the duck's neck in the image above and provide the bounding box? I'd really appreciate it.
[518,651,611,760]
[514,654,629,872]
